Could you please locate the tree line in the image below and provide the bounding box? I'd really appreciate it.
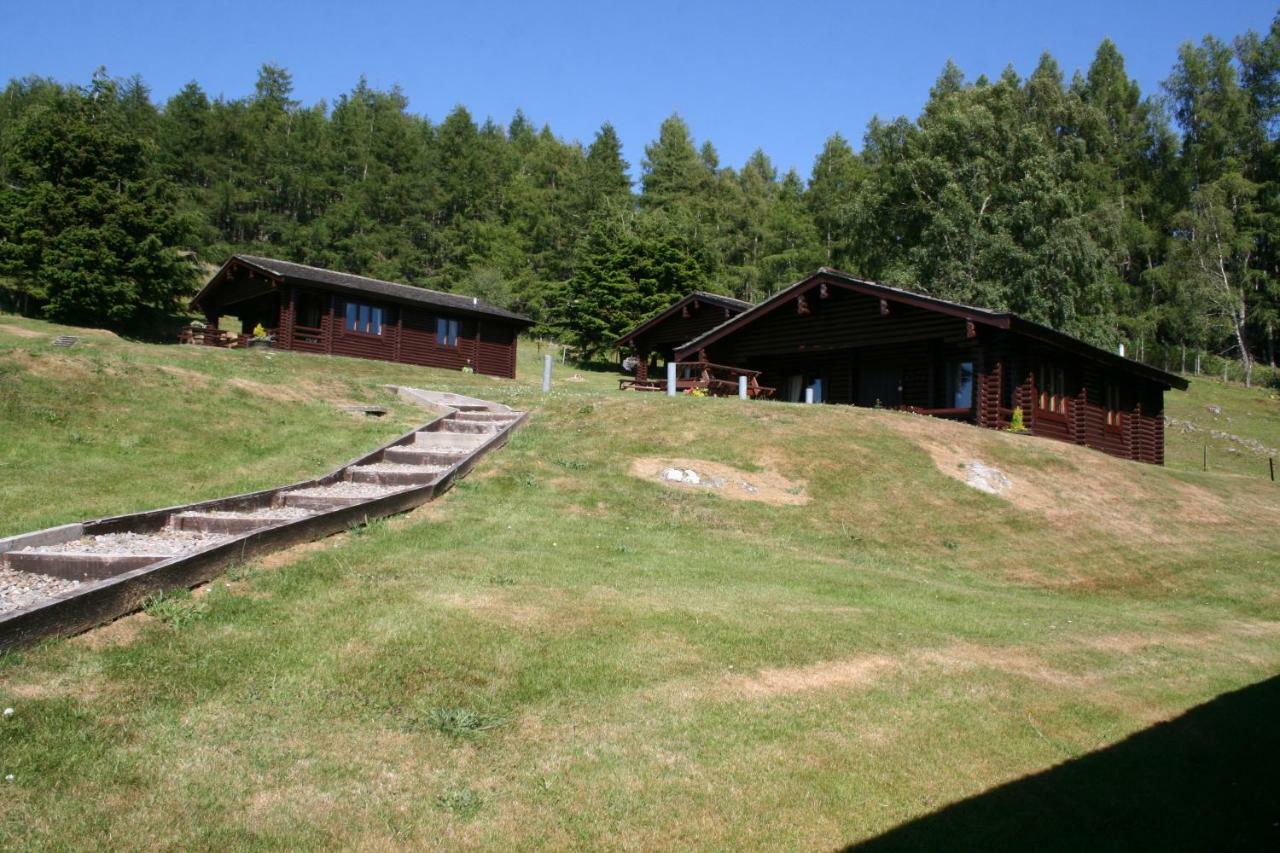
[0,15,1277,383]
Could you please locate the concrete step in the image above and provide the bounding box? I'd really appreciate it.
[383,445,470,466]
[170,508,313,534]
[4,551,166,581]
[438,419,500,435]
[346,464,447,487]
[278,483,401,511]
[279,493,368,511]
[411,430,489,450]
[453,411,520,423]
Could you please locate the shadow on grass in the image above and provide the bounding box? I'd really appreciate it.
[846,675,1280,852]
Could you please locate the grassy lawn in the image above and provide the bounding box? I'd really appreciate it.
[0,316,1277,849]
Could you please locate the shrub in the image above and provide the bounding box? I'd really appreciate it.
[420,706,508,738]
[142,590,209,628]
[436,787,484,819]
[1007,406,1028,433]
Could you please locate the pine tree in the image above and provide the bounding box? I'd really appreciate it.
[806,133,864,269]
[0,71,195,327]
[640,114,704,211]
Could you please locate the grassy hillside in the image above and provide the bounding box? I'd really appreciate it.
[0,316,590,536]
[0,316,1277,849]
[1163,373,1280,479]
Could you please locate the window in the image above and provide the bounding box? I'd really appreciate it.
[436,316,459,347]
[344,301,383,335]
[946,360,975,409]
[1037,363,1067,414]
[1105,383,1122,426]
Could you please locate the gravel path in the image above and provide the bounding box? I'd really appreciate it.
[0,568,83,615]
[284,482,403,498]
[352,461,448,474]
[173,507,315,521]
[18,530,233,557]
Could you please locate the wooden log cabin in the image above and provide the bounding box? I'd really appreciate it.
[615,291,753,387]
[673,268,1189,465]
[189,255,532,378]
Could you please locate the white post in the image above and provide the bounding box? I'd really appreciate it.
[667,362,677,397]
[542,355,552,393]
[738,375,748,400]
[804,387,815,404]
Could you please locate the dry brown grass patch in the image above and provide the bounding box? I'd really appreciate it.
[630,456,808,505]
[0,323,46,339]
[74,612,146,650]
[4,349,98,381]
[887,412,1242,541]
[727,654,898,697]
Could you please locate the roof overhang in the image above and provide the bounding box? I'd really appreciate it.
[616,292,750,347]
[192,255,534,327]
[189,256,282,312]
[674,268,1190,391]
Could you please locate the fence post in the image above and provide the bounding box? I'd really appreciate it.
[1203,445,1208,472]
[667,362,677,397]
[542,355,552,393]
[1271,457,1275,482]
[738,375,748,400]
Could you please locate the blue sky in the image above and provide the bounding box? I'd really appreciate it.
[1,1,1275,179]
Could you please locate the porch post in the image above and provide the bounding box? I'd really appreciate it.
[636,348,649,383]
[1074,385,1088,445]
[977,358,1002,429]
[1013,366,1036,433]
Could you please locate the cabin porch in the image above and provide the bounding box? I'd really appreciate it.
[181,283,283,348]
[619,361,776,398]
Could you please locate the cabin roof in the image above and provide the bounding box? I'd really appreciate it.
[615,291,754,346]
[676,268,1189,390]
[193,255,534,325]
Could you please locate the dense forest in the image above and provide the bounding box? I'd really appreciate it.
[1,15,1278,384]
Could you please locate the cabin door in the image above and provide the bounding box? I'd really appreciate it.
[856,358,903,408]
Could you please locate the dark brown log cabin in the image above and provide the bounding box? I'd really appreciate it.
[674,268,1189,465]
[615,291,752,383]
[191,255,532,378]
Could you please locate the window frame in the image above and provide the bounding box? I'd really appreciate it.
[1104,383,1123,429]
[945,359,976,410]
[1036,362,1067,417]
[342,299,384,337]
[435,316,460,348]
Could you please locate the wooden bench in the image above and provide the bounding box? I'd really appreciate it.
[620,362,776,399]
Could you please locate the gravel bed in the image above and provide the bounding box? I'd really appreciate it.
[173,507,315,521]
[18,530,233,557]
[283,481,403,498]
[352,461,448,474]
[0,568,83,615]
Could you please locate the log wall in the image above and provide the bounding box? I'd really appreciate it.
[273,285,519,378]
